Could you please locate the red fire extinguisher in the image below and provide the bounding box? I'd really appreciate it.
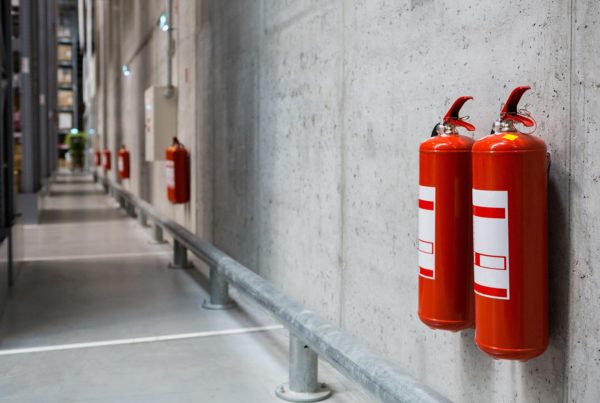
[118,145,130,179]
[166,137,190,204]
[103,149,111,171]
[472,85,548,360]
[94,150,101,167]
[418,96,475,331]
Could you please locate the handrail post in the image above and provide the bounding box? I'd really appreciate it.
[149,222,167,244]
[276,335,332,402]
[169,239,191,269]
[138,209,147,227]
[202,265,235,310]
[126,202,136,218]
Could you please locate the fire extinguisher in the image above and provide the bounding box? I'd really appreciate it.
[94,150,101,167]
[118,145,130,179]
[103,149,111,171]
[418,96,475,331]
[472,85,548,360]
[166,137,190,204]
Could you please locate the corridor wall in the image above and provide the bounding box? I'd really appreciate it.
[92,1,600,401]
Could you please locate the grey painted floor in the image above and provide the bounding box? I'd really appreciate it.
[0,173,371,403]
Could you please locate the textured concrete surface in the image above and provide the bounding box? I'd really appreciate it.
[92,0,600,401]
[0,175,370,403]
[567,1,600,402]
[96,0,202,235]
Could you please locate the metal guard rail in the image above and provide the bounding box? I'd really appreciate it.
[102,177,448,403]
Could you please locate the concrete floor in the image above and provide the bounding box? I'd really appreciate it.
[0,173,371,403]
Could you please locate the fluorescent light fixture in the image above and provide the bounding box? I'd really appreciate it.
[121,64,131,76]
[159,13,169,31]
[70,128,78,134]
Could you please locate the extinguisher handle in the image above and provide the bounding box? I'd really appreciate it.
[501,86,535,127]
[443,96,476,132]
[503,113,535,127]
[172,137,185,148]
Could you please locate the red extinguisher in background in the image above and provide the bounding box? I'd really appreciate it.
[472,86,548,360]
[418,96,475,331]
[103,149,111,171]
[166,137,190,204]
[94,150,101,167]
[118,145,130,179]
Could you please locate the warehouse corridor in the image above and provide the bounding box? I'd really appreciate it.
[0,173,366,403]
[3,0,600,402]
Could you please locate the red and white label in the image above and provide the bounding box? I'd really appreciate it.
[166,160,175,189]
[118,156,124,173]
[473,189,510,300]
[418,186,435,279]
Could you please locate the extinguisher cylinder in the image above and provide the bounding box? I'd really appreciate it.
[103,150,111,171]
[418,133,475,331]
[118,149,130,179]
[166,142,190,204]
[472,132,548,360]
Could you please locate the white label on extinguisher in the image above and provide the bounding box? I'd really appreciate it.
[418,185,435,279]
[473,189,510,300]
[166,160,175,189]
[118,156,124,173]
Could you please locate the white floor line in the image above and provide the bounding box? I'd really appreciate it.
[0,325,284,356]
[17,250,170,263]
[22,217,144,230]
[22,216,125,230]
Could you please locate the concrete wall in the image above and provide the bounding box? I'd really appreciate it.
[96,0,206,233]
[94,0,600,401]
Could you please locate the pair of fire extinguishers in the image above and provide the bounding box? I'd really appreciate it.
[98,146,131,179]
[418,85,548,361]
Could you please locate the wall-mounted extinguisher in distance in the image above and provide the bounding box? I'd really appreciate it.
[472,85,548,360]
[418,96,475,331]
[166,137,190,204]
[103,149,111,171]
[118,145,130,179]
[94,150,101,167]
